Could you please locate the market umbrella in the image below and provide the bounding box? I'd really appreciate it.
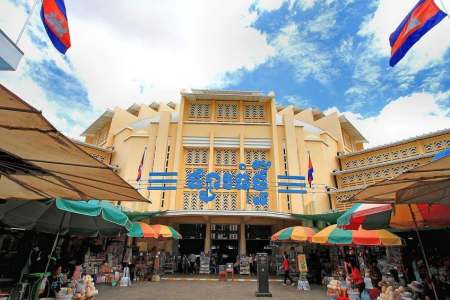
[0,84,147,202]
[128,223,182,239]
[0,198,133,272]
[128,222,158,238]
[311,224,402,246]
[271,226,316,242]
[351,148,450,206]
[337,203,450,230]
[349,149,449,300]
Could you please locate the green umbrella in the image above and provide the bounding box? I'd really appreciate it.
[0,198,133,272]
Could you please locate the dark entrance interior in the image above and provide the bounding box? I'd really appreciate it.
[211,224,239,264]
[246,225,272,255]
[178,224,205,255]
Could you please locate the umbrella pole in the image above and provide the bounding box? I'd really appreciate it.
[44,211,66,273]
[408,204,438,300]
[44,231,59,273]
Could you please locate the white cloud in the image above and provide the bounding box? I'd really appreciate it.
[283,94,310,107]
[256,0,286,11]
[1,0,275,112]
[326,91,450,147]
[359,0,450,73]
[273,22,336,83]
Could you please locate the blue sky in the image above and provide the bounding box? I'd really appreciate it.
[0,0,449,146]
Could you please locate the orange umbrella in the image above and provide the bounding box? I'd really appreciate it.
[128,222,158,238]
[148,224,182,239]
[312,225,402,246]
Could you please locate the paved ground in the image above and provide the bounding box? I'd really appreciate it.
[96,281,326,300]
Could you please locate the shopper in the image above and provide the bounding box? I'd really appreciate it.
[370,262,382,289]
[282,253,295,286]
[347,261,365,295]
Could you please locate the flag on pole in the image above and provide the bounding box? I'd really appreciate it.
[136,147,146,182]
[41,0,71,54]
[389,0,447,67]
[307,153,314,188]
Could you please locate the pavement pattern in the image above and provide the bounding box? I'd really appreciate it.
[95,281,326,300]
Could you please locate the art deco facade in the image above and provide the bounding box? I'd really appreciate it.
[74,89,448,255]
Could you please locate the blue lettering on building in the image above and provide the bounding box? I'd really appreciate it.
[186,160,271,204]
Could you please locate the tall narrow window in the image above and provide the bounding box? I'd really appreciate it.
[282,143,291,211]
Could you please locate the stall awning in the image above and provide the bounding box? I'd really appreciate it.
[0,84,148,202]
[293,211,344,223]
[351,149,450,206]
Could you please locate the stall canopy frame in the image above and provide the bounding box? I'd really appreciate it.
[0,84,148,202]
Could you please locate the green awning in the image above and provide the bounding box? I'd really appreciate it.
[293,211,344,224]
[124,211,160,222]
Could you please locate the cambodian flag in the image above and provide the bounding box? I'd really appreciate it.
[40,0,71,54]
[307,153,314,188]
[136,147,146,182]
[389,0,447,67]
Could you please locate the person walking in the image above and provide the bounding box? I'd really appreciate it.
[282,253,295,286]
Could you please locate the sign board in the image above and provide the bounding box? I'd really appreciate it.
[147,160,307,204]
[297,254,308,273]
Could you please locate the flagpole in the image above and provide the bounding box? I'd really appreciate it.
[16,0,41,45]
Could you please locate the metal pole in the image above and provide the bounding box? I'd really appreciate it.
[16,0,41,45]
[44,231,59,273]
[408,204,438,300]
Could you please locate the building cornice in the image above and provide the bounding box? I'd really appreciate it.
[332,153,433,175]
[72,139,113,153]
[338,128,450,158]
[156,210,296,220]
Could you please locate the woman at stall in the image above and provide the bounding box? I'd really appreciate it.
[347,261,365,295]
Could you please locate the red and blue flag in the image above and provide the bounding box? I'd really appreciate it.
[307,153,314,188]
[389,0,447,67]
[136,147,147,182]
[40,0,71,54]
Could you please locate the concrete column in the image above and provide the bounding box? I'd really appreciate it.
[282,107,304,214]
[269,99,281,212]
[169,97,185,210]
[204,223,211,254]
[240,224,246,255]
[149,111,171,211]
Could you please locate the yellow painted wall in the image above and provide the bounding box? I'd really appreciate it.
[81,91,369,216]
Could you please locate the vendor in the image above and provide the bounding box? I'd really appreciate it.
[42,264,65,298]
[98,261,112,283]
[68,265,84,294]
[346,261,365,295]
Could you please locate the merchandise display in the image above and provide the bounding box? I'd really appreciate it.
[239,256,250,275]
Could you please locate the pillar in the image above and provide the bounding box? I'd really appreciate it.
[240,224,246,255]
[204,223,211,254]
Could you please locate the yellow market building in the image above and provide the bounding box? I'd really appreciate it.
[75,89,449,257]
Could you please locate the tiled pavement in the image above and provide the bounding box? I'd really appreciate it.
[95,280,326,300]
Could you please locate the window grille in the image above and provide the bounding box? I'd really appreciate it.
[185,148,209,165]
[216,103,239,121]
[188,103,211,120]
[214,192,238,211]
[244,149,268,165]
[183,192,207,210]
[243,104,265,122]
[215,149,238,166]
